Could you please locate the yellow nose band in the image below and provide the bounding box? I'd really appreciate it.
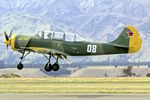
[11,34,16,50]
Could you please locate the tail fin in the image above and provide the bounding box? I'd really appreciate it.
[111,26,142,53]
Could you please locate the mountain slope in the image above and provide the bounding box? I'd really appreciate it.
[0,0,150,64]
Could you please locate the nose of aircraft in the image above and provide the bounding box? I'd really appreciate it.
[4,38,11,46]
[3,30,13,48]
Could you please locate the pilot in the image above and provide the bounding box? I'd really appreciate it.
[47,32,52,39]
[41,31,44,38]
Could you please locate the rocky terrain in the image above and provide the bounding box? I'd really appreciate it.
[0,0,149,65]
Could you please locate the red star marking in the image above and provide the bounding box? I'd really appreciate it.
[128,31,134,37]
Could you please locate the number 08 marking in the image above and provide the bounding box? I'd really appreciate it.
[87,44,97,53]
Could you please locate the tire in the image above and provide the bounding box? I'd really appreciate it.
[17,63,23,70]
[52,64,59,71]
[44,63,52,72]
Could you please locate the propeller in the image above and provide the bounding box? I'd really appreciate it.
[4,31,9,41]
[3,30,13,64]
[9,29,13,38]
[4,30,13,49]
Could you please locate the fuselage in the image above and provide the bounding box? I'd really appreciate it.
[4,26,142,57]
[3,26,142,72]
[13,35,128,56]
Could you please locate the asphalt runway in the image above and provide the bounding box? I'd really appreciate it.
[0,94,150,100]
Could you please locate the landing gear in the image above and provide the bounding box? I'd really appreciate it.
[17,62,23,70]
[44,54,52,72]
[16,51,60,72]
[52,57,59,71]
[43,53,60,72]
[44,63,53,72]
[17,51,30,70]
[52,63,59,71]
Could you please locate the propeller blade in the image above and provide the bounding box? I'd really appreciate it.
[5,45,8,63]
[9,29,13,38]
[4,31,9,41]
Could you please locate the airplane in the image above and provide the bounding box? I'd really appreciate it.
[3,26,142,72]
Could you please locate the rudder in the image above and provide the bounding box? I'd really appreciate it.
[126,26,142,53]
[111,26,142,53]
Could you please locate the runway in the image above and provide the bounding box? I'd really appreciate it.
[0,94,150,100]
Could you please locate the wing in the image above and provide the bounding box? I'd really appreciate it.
[20,47,67,59]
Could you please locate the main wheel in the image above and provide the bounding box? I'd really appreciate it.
[44,63,52,72]
[17,62,23,70]
[52,63,59,71]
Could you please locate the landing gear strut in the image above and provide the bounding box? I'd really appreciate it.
[43,53,60,72]
[52,57,59,71]
[17,51,30,70]
[44,54,53,72]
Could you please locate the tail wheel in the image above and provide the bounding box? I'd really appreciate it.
[45,63,52,72]
[52,63,59,71]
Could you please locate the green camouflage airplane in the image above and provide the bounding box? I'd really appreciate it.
[4,26,142,72]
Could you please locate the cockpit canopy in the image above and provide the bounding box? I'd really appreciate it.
[36,31,84,42]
